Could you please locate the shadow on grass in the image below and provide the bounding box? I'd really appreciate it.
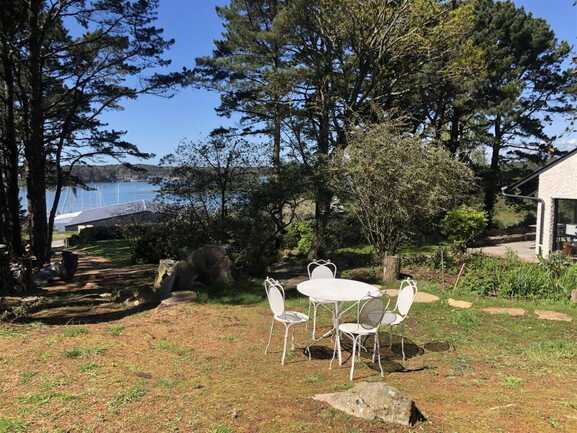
[305,334,451,375]
[194,279,266,305]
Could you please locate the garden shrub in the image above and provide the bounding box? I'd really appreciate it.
[126,222,208,264]
[441,206,487,252]
[76,225,124,243]
[284,221,314,256]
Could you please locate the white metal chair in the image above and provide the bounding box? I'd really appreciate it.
[330,296,389,381]
[382,278,418,361]
[306,259,337,340]
[264,277,310,365]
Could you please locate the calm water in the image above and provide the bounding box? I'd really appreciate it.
[19,181,159,215]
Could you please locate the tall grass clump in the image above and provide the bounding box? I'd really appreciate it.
[458,251,575,301]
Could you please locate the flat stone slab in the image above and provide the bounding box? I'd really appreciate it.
[447,298,472,309]
[480,307,526,317]
[534,310,572,322]
[383,289,439,304]
[313,382,425,427]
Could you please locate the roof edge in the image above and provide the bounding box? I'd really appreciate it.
[505,147,577,192]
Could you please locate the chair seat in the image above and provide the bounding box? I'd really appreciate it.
[310,297,336,305]
[338,322,378,336]
[275,311,308,323]
[382,311,403,326]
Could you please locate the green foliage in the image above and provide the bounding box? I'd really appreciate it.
[558,264,577,295]
[285,221,314,256]
[459,251,574,300]
[340,122,476,257]
[76,226,124,243]
[125,222,208,264]
[441,206,487,252]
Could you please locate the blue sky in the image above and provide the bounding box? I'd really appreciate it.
[100,0,577,163]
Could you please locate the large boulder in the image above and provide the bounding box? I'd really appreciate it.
[186,245,233,286]
[153,245,233,298]
[313,382,425,427]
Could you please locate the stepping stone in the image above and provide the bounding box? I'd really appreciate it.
[447,298,472,309]
[383,289,439,304]
[480,307,526,317]
[534,310,572,322]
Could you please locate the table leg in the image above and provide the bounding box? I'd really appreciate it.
[334,302,342,365]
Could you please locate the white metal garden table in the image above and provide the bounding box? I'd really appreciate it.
[296,278,381,365]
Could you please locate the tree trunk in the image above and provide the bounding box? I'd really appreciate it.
[25,0,49,264]
[484,113,502,225]
[312,186,331,257]
[382,255,400,283]
[1,40,24,255]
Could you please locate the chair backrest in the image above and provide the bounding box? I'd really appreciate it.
[264,277,285,317]
[308,259,337,280]
[358,296,387,330]
[396,279,418,318]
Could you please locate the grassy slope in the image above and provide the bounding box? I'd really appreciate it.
[2,243,577,432]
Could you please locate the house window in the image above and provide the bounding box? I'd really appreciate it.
[553,199,577,258]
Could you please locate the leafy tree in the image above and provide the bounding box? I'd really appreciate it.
[338,122,476,259]
[195,0,293,167]
[158,128,263,241]
[472,0,577,221]
[0,0,185,263]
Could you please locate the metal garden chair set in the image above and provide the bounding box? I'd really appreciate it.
[263,260,418,380]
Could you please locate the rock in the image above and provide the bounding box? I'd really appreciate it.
[571,289,577,304]
[154,245,233,297]
[313,382,425,427]
[384,289,439,304]
[534,310,572,322]
[157,291,198,308]
[186,245,233,286]
[447,298,472,309]
[480,307,525,317]
[154,259,178,298]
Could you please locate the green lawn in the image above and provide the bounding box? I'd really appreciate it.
[76,239,133,266]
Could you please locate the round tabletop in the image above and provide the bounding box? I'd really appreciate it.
[296,278,381,302]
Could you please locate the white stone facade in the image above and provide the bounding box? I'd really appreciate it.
[536,153,577,257]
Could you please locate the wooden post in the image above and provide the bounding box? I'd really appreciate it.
[440,249,445,290]
[453,263,466,291]
[60,250,79,281]
[383,255,400,283]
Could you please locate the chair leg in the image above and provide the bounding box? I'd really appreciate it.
[281,324,290,366]
[376,333,384,377]
[401,323,406,361]
[306,300,311,330]
[265,318,275,354]
[372,334,377,363]
[350,336,357,381]
[291,327,295,351]
[330,331,338,369]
